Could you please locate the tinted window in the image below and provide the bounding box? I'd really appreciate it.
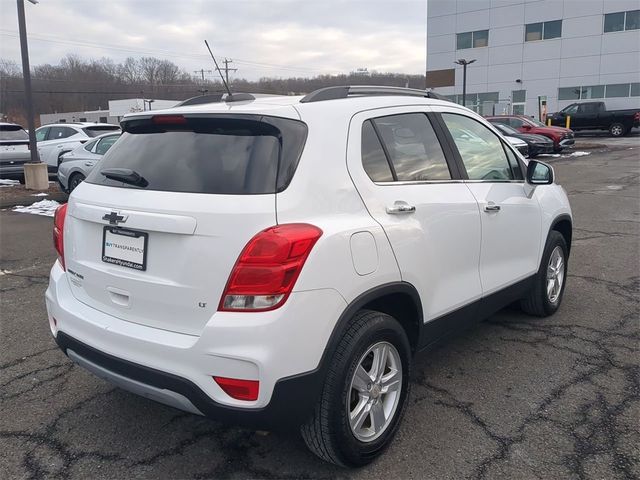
[0,125,28,141]
[373,113,451,181]
[631,83,640,97]
[525,22,543,41]
[581,85,605,99]
[83,138,99,152]
[606,84,630,98]
[558,87,581,100]
[83,126,120,137]
[95,135,120,155]
[512,90,526,103]
[361,121,393,182]
[49,126,76,140]
[442,113,514,181]
[504,144,524,180]
[473,30,489,47]
[578,103,599,114]
[626,10,640,30]
[35,127,49,142]
[508,117,525,128]
[86,116,307,195]
[456,32,472,50]
[604,11,625,32]
[544,20,562,39]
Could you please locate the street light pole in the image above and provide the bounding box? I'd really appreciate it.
[16,0,39,163]
[454,58,476,107]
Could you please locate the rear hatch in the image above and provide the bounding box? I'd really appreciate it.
[82,125,121,137]
[65,113,307,336]
[0,124,29,162]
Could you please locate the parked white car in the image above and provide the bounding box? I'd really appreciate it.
[35,122,120,172]
[57,132,121,193]
[46,86,572,467]
[0,122,30,182]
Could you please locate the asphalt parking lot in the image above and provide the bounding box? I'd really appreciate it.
[1,140,638,479]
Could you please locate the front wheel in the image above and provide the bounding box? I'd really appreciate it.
[609,123,626,137]
[521,231,568,317]
[301,310,411,467]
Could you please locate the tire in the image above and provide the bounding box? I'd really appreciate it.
[68,173,85,193]
[609,123,626,137]
[521,230,568,317]
[301,310,411,467]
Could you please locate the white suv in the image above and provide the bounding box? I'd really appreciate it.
[45,86,572,466]
[35,122,120,172]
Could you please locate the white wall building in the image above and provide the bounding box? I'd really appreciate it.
[426,0,640,117]
[40,98,180,126]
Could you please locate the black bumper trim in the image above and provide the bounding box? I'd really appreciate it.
[55,332,322,430]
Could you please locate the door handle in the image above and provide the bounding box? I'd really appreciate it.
[84,162,94,167]
[484,202,501,212]
[386,201,416,214]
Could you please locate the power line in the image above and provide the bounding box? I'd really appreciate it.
[0,30,338,75]
[193,68,213,82]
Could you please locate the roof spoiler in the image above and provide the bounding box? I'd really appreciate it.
[175,92,256,107]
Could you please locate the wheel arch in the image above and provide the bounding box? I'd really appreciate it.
[319,283,423,369]
[550,214,572,256]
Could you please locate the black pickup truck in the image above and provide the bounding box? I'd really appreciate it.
[548,101,640,137]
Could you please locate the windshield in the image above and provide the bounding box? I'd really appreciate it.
[526,118,547,127]
[86,115,307,195]
[83,126,121,137]
[0,125,29,141]
[494,123,519,135]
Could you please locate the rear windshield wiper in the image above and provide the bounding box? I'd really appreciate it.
[101,168,148,188]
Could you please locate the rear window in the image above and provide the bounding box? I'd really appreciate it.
[0,125,28,141]
[83,126,121,137]
[86,115,307,194]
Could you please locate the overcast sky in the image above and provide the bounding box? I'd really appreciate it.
[0,0,427,80]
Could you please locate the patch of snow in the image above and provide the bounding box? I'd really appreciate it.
[567,151,590,157]
[31,192,49,197]
[0,179,20,187]
[539,154,561,158]
[12,199,60,217]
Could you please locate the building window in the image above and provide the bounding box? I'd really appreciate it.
[605,84,631,98]
[79,117,87,122]
[99,116,108,123]
[456,29,489,49]
[604,10,639,32]
[512,90,526,103]
[525,20,562,41]
[559,83,638,100]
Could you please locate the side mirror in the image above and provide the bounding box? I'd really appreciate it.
[526,160,554,185]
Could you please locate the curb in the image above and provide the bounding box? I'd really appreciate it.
[1,192,68,209]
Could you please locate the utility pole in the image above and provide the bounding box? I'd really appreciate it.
[222,59,237,85]
[454,59,476,107]
[17,0,39,163]
[193,68,212,82]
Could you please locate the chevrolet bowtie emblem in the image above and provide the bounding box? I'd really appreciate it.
[102,211,127,225]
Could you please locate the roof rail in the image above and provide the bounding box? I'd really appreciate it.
[176,92,256,107]
[299,85,451,103]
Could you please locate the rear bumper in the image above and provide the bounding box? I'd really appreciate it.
[45,261,346,429]
[0,164,27,178]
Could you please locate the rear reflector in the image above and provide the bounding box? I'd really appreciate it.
[53,203,68,270]
[213,376,259,401]
[152,115,187,125]
[218,223,323,312]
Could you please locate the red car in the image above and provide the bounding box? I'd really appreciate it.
[486,115,575,152]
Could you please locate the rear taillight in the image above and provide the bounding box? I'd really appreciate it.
[53,203,68,270]
[219,223,323,312]
[152,115,187,125]
[634,111,640,121]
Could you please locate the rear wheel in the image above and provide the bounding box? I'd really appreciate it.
[301,310,411,467]
[68,173,85,193]
[521,231,568,316]
[609,123,626,137]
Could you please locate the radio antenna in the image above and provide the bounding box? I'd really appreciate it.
[204,40,232,97]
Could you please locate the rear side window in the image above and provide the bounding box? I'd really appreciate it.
[363,113,451,182]
[95,135,120,155]
[361,121,393,182]
[0,125,28,141]
[86,115,307,195]
[48,126,76,140]
[83,126,121,137]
